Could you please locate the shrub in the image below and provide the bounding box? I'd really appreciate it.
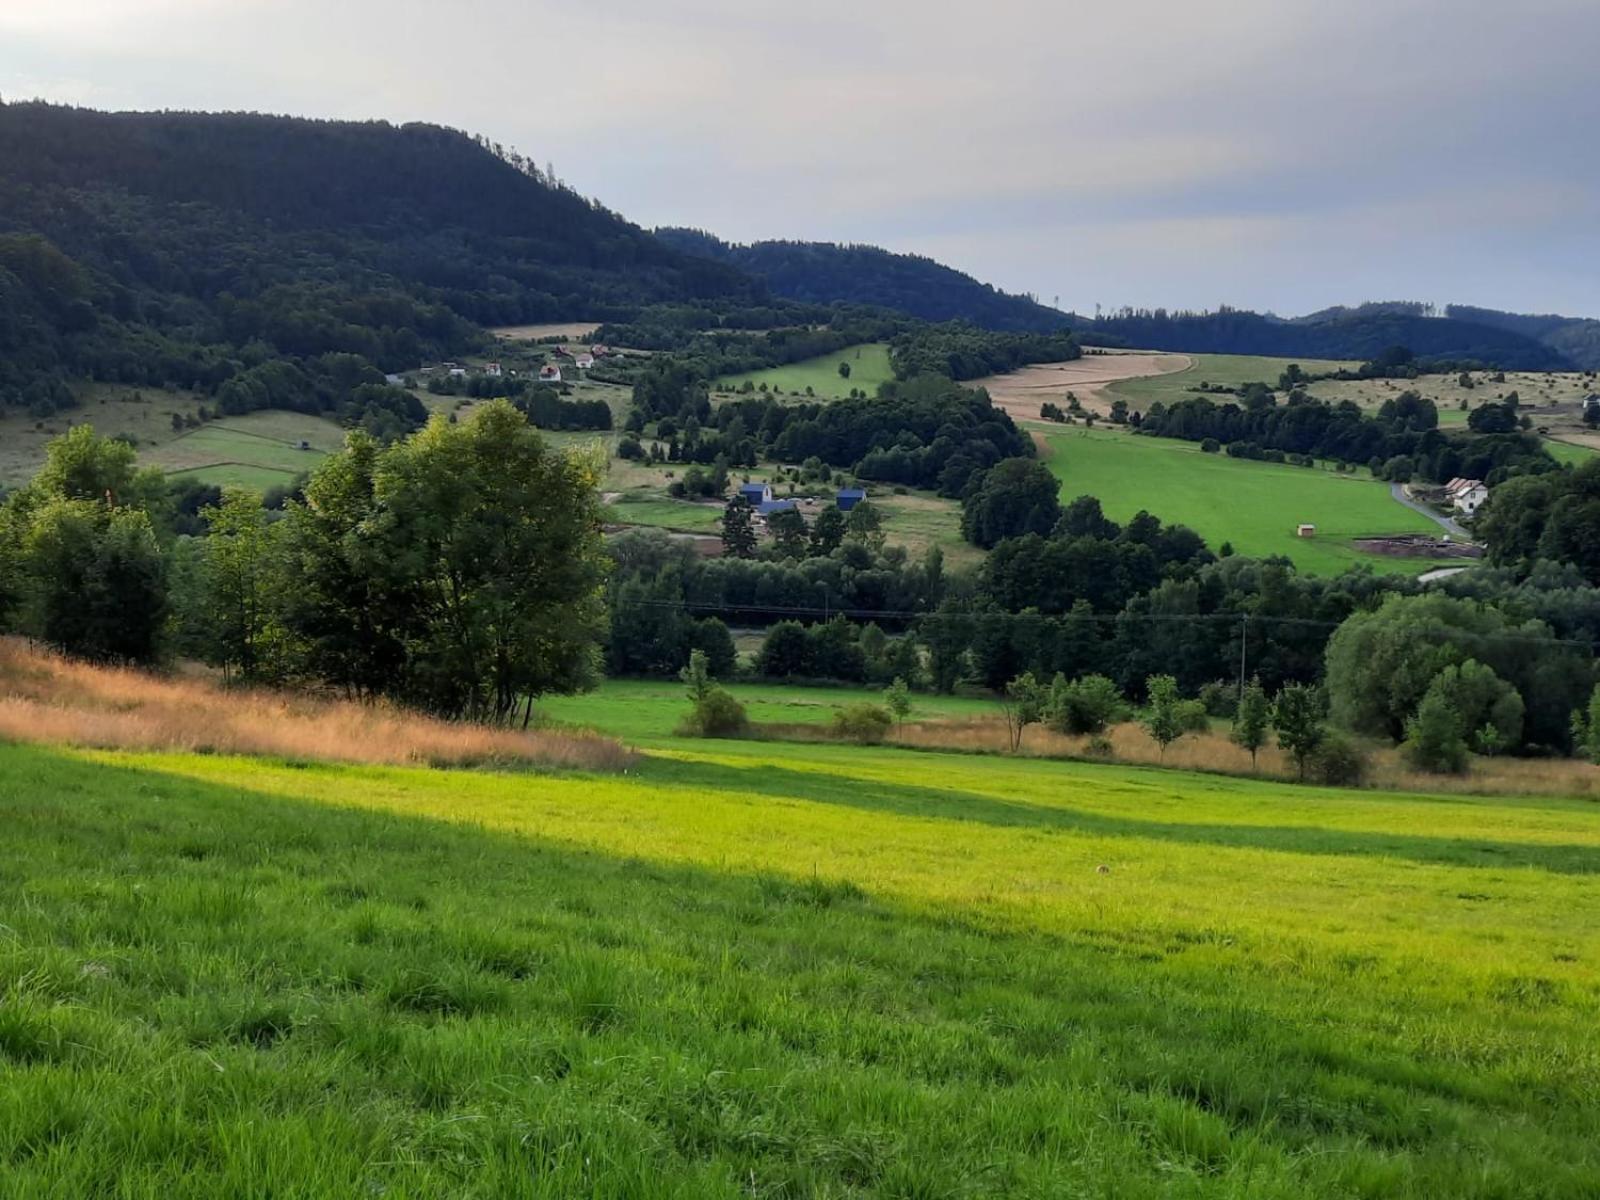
[1402,687,1468,774]
[1048,674,1124,735]
[831,703,892,744]
[1308,734,1368,787]
[1085,734,1114,758]
[1199,680,1237,719]
[678,687,749,738]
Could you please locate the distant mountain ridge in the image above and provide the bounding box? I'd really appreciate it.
[1066,305,1576,371]
[1445,305,1600,370]
[654,228,1072,333]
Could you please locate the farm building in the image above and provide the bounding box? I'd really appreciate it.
[1443,477,1488,515]
[757,499,797,518]
[1296,524,1316,538]
[538,365,562,384]
[738,483,772,506]
[836,487,867,511]
[591,344,611,357]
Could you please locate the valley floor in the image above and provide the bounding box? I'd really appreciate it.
[1,719,1596,1196]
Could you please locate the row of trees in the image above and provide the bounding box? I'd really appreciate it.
[2,404,608,722]
[1140,389,1554,484]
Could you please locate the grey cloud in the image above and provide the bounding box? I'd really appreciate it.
[1,0,1596,315]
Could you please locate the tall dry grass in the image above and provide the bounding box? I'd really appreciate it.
[0,638,636,772]
[801,714,1600,801]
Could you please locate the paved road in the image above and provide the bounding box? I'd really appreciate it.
[1390,483,1469,540]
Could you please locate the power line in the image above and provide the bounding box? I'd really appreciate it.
[611,597,1600,653]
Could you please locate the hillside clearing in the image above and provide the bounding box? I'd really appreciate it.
[1041,428,1447,574]
[972,349,1193,422]
[1105,352,1359,413]
[716,342,894,400]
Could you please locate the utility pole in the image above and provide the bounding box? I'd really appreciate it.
[1237,613,1250,704]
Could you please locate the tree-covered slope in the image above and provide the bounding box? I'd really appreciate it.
[1073,306,1572,370]
[1447,304,1600,370]
[655,228,1070,333]
[0,102,758,391]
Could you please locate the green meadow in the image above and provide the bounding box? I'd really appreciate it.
[1545,438,1599,466]
[143,413,346,491]
[1043,428,1445,574]
[1106,353,1358,412]
[718,343,895,400]
[1,725,1596,1197]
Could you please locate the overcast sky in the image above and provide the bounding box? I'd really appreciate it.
[3,0,1598,318]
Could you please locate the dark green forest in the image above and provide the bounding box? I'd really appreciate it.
[654,228,1071,333]
[1073,306,1573,370]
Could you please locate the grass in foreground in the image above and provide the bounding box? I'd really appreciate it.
[0,639,633,771]
[1042,428,1444,574]
[0,734,1595,1197]
[717,343,895,400]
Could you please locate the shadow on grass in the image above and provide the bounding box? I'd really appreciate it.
[641,754,1600,876]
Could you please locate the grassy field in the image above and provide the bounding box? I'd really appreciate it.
[1105,353,1358,413]
[1544,438,1599,466]
[543,678,997,740]
[1042,428,1445,574]
[2,716,1596,1196]
[604,497,725,533]
[717,343,895,400]
[141,411,346,491]
[0,385,208,487]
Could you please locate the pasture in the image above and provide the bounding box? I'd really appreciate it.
[1,715,1596,1196]
[1041,428,1446,574]
[717,342,895,400]
[142,412,344,491]
[1105,352,1358,413]
[0,384,206,488]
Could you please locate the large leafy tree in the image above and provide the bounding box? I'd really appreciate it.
[960,458,1062,549]
[1324,592,1585,750]
[1,426,170,663]
[200,488,285,681]
[369,401,607,723]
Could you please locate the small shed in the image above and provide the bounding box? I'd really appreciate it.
[836,487,867,511]
[1296,523,1316,538]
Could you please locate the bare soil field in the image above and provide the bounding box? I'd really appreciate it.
[489,322,601,341]
[973,350,1193,423]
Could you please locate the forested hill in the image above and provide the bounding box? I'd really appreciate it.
[0,103,756,387]
[1072,306,1573,370]
[655,228,1071,333]
[1446,305,1600,370]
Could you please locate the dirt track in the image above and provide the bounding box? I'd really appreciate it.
[973,350,1192,423]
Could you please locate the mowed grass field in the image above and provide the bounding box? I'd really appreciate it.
[717,343,895,400]
[143,411,347,492]
[1042,429,1444,574]
[1105,353,1358,412]
[2,718,1597,1197]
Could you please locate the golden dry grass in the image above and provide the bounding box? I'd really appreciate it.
[0,639,636,772]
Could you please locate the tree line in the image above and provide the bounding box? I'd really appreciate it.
[1,403,607,723]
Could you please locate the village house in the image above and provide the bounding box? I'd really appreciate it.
[538,364,562,384]
[1443,477,1489,516]
[575,353,595,370]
